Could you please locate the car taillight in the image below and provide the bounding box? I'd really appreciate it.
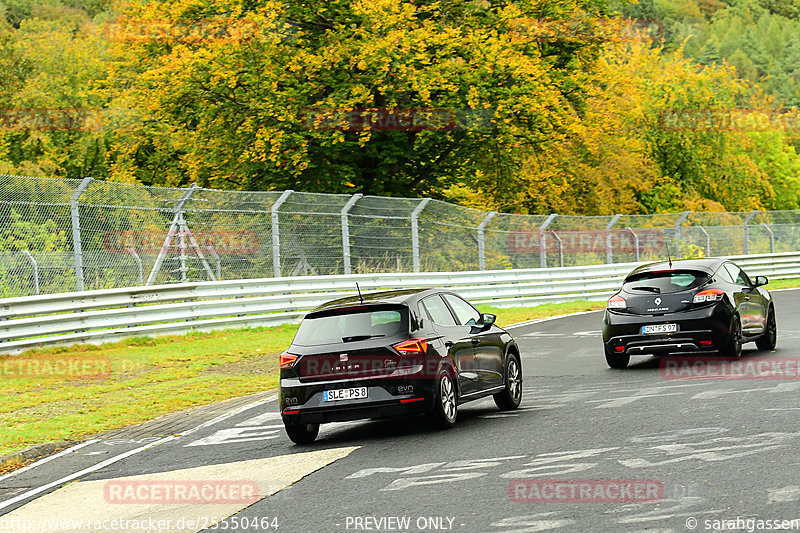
[279,352,298,368]
[607,295,626,309]
[693,289,724,304]
[393,338,428,356]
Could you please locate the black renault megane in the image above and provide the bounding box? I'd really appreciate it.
[279,288,522,443]
[602,258,777,369]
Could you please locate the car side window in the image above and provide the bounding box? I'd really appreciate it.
[725,264,751,286]
[442,294,481,326]
[420,295,457,326]
[716,265,734,284]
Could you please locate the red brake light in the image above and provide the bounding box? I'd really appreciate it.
[699,340,713,346]
[615,346,625,352]
[608,295,626,309]
[279,352,298,368]
[694,289,724,304]
[393,338,428,356]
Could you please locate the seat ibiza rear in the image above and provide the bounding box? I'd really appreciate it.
[602,258,776,368]
[279,288,522,443]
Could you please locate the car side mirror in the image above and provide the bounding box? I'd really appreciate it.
[755,276,769,287]
[479,313,496,327]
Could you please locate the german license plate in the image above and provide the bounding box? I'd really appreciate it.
[323,387,368,402]
[642,324,678,334]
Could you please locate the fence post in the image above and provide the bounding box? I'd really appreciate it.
[70,177,93,291]
[606,214,622,264]
[674,211,691,254]
[744,211,758,255]
[126,248,143,285]
[411,198,432,273]
[761,223,775,254]
[551,231,564,267]
[697,226,711,257]
[341,194,363,275]
[271,190,293,278]
[625,227,640,262]
[206,246,221,280]
[21,250,39,295]
[539,214,557,268]
[146,184,198,285]
[477,211,497,271]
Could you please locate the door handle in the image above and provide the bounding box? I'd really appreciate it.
[744,296,750,301]
[471,338,480,345]
[445,341,454,348]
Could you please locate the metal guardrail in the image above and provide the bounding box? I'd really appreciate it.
[1,252,799,354]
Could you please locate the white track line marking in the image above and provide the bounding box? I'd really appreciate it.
[0,440,99,484]
[0,395,278,511]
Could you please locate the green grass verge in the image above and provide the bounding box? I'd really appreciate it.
[763,277,800,290]
[4,282,799,459]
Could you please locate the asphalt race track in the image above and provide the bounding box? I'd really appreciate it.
[3,289,800,533]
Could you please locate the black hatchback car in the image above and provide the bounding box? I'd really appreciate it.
[279,288,522,443]
[603,258,777,368]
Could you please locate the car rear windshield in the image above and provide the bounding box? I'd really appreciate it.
[292,305,409,346]
[623,270,710,294]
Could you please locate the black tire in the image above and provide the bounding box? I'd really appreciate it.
[494,353,522,410]
[756,308,777,351]
[284,422,319,444]
[605,346,630,369]
[426,371,457,429]
[722,316,743,358]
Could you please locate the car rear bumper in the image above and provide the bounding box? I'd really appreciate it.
[602,305,732,356]
[280,374,436,425]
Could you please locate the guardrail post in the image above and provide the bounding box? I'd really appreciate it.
[477,211,497,271]
[606,214,622,264]
[341,194,362,275]
[271,190,293,278]
[744,211,758,255]
[762,223,775,254]
[21,250,39,295]
[147,184,199,285]
[539,214,557,268]
[70,177,93,291]
[126,248,143,285]
[697,226,711,257]
[411,198,432,273]
[674,211,691,255]
[625,227,640,262]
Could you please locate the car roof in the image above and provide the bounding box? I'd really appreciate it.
[627,257,728,277]
[311,287,443,312]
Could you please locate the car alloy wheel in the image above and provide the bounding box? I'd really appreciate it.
[440,375,456,422]
[494,354,523,410]
[756,309,777,350]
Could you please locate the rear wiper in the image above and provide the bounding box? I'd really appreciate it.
[634,286,661,293]
[342,334,385,342]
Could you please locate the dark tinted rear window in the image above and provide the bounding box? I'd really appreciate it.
[623,270,709,294]
[293,305,409,346]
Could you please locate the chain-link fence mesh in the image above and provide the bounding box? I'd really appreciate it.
[2,174,800,297]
